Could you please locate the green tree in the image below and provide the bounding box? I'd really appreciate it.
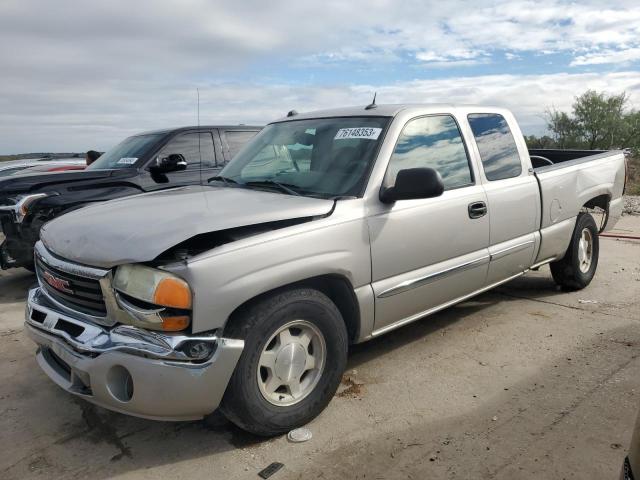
[572,90,627,149]
[545,110,579,148]
[544,90,633,150]
[524,89,640,195]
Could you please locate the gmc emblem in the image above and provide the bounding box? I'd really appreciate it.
[42,271,74,295]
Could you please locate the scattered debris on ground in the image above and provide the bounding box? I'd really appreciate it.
[337,370,365,398]
[287,428,312,443]
[624,195,640,215]
[258,462,284,479]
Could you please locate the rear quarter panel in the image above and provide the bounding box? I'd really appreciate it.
[535,152,626,229]
[534,152,626,261]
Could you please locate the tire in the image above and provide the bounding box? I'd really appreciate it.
[550,212,599,290]
[220,288,348,436]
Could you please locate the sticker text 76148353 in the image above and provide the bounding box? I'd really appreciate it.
[334,128,382,140]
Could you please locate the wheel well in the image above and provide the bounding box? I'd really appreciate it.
[583,194,609,210]
[223,275,361,344]
[582,194,610,231]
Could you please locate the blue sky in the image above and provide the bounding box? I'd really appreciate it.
[1,0,639,153]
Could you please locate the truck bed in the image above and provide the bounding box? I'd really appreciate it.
[529,148,614,170]
[530,148,626,266]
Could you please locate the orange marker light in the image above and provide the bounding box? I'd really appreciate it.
[153,277,192,309]
[161,316,190,332]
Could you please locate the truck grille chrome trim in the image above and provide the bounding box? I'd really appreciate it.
[35,243,111,322]
[377,254,491,298]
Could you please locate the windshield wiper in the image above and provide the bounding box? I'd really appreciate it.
[208,175,238,186]
[243,180,302,196]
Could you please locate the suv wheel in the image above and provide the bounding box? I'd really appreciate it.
[220,288,348,436]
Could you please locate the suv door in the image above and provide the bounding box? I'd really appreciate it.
[151,131,218,187]
[369,114,490,333]
[466,113,541,284]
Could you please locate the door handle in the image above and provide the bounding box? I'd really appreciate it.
[468,201,487,219]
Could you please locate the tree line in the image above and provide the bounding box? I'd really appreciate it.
[525,90,640,155]
[525,90,639,195]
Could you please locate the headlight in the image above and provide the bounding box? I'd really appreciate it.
[113,264,192,331]
[0,193,49,223]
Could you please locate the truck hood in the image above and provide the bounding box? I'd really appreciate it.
[40,185,334,268]
[0,169,119,195]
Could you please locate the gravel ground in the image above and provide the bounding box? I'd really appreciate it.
[624,195,640,215]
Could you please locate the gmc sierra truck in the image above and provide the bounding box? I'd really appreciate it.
[24,104,626,436]
[0,125,260,270]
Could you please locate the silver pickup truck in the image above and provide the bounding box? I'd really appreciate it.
[24,104,627,436]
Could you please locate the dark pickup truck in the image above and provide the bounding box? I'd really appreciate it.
[0,125,261,270]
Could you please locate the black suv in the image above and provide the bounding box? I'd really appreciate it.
[0,125,261,270]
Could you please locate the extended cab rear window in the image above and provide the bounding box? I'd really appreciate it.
[468,113,522,181]
[225,130,260,159]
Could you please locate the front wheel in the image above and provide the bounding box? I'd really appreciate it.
[550,212,599,290]
[220,288,348,436]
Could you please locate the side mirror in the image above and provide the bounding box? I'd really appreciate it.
[379,167,444,204]
[151,153,187,173]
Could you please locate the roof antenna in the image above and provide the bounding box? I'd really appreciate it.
[197,88,202,185]
[365,92,377,110]
[287,110,298,117]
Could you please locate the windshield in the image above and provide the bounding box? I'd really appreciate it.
[218,117,389,198]
[88,134,162,170]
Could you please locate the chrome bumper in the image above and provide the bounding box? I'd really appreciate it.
[25,287,244,421]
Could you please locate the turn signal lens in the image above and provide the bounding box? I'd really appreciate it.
[161,315,191,332]
[153,277,192,309]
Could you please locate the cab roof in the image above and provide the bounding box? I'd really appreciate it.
[270,104,509,123]
[134,125,263,136]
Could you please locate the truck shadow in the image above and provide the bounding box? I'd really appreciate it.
[0,269,35,304]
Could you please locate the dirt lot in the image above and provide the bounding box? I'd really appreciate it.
[1,216,639,480]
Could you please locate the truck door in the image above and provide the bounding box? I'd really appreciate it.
[466,113,541,284]
[369,114,490,334]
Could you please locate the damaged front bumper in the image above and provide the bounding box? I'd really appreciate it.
[25,287,244,421]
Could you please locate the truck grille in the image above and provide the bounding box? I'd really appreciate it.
[35,252,107,317]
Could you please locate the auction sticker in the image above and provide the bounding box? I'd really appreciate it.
[117,157,138,165]
[334,127,382,140]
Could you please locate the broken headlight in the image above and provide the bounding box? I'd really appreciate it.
[0,193,50,223]
[113,264,192,331]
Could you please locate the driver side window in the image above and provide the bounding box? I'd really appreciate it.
[157,132,215,170]
[387,115,473,190]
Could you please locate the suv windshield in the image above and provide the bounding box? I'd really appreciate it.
[88,134,162,170]
[218,117,389,198]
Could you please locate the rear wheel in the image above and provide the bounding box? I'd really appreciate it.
[220,288,348,436]
[550,212,599,290]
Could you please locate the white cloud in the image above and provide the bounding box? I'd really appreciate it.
[571,47,640,66]
[1,0,640,152]
[2,71,639,152]
[415,49,487,67]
